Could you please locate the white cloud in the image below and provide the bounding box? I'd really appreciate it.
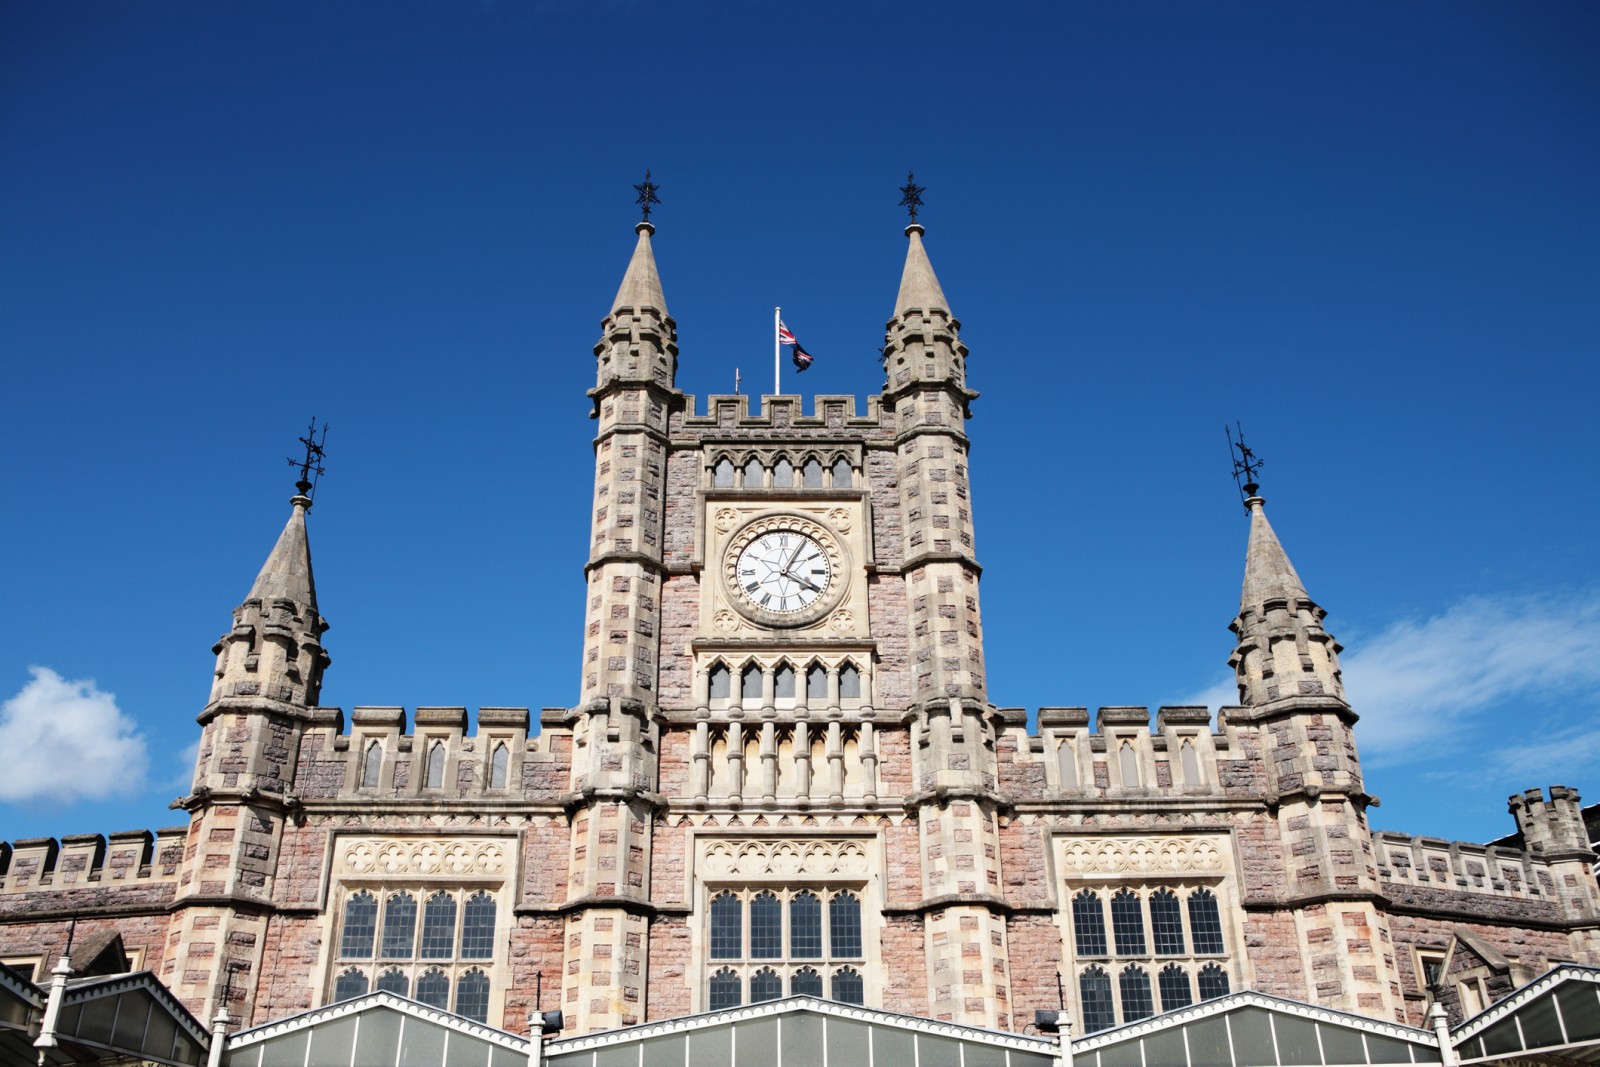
[1182,590,1600,767]
[0,667,150,803]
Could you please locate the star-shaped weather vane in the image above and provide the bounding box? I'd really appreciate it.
[288,416,329,501]
[634,169,661,223]
[1225,421,1263,507]
[898,171,925,222]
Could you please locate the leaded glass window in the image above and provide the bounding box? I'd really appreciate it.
[751,967,782,1002]
[1073,890,1107,956]
[1119,965,1154,1023]
[376,968,409,996]
[709,968,741,1010]
[456,968,490,1023]
[792,967,822,996]
[710,891,741,959]
[416,968,449,1010]
[1198,963,1230,1000]
[1150,889,1184,956]
[832,967,864,1005]
[1111,890,1146,955]
[750,892,782,959]
[334,968,368,1000]
[1189,889,1224,954]
[830,892,862,958]
[461,892,496,959]
[489,743,509,789]
[380,893,417,959]
[340,891,378,959]
[420,893,457,959]
[1080,966,1115,1033]
[790,891,822,958]
[1158,964,1192,1010]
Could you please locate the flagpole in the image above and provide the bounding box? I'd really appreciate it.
[773,306,781,398]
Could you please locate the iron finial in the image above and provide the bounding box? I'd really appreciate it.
[634,169,661,223]
[1225,421,1264,507]
[898,171,925,222]
[288,416,329,502]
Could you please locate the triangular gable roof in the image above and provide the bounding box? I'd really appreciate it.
[1071,990,1441,1067]
[224,990,528,1067]
[544,996,1057,1067]
[1451,965,1600,1065]
[38,970,210,1067]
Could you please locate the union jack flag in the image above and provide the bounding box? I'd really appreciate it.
[778,321,797,346]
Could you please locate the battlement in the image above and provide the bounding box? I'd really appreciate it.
[677,393,884,430]
[1375,828,1569,906]
[0,827,187,896]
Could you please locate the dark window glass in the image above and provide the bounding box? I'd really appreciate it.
[415,968,449,1010]
[790,891,822,958]
[490,743,509,789]
[1079,967,1115,1033]
[802,458,824,487]
[1421,956,1444,990]
[1072,891,1107,956]
[375,968,409,997]
[334,968,368,1001]
[741,665,763,701]
[832,966,864,1005]
[708,665,731,700]
[1198,963,1230,1000]
[838,664,860,699]
[772,459,794,488]
[709,967,741,1010]
[426,741,446,789]
[743,459,764,487]
[829,892,862,958]
[1120,966,1154,1023]
[1158,964,1192,1011]
[751,967,782,1002]
[462,891,496,959]
[792,967,823,997]
[774,665,796,699]
[420,893,457,959]
[361,741,383,789]
[1111,890,1146,955]
[379,893,417,959]
[806,665,828,700]
[750,892,782,959]
[1188,890,1224,954]
[713,458,735,488]
[710,892,742,959]
[1150,889,1184,956]
[456,969,490,1023]
[831,458,852,488]
[340,892,378,959]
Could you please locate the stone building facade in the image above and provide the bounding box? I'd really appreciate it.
[2,217,1597,1047]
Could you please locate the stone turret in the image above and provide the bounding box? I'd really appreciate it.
[1509,786,1593,861]
[171,489,330,1024]
[562,219,676,1032]
[882,220,1012,1029]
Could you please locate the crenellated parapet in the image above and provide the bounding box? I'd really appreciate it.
[0,828,188,904]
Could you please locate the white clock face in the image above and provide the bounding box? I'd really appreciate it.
[734,530,833,614]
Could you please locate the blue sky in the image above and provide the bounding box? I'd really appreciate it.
[2,1,1596,847]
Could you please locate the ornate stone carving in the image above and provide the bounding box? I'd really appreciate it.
[714,508,739,533]
[338,836,509,878]
[712,609,740,632]
[826,507,851,532]
[1057,835,1225,876]
[699,838,871,879]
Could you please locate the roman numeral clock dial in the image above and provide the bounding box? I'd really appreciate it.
[723,519,846,627]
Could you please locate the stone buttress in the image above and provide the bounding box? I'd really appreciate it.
[883,223,1013,1028]
[170,492,330,1023]
[1224,494,1399,1019]
[560,221,677,1030]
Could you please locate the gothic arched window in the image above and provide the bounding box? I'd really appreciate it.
[831,966,864,1005]
[1072,890,1107,956]
[710,891,741,959]
[1118,740,1140,787]
[1079,966,1114,1033]
[750,892,782,959]
[742,457,764,487]
[489,743,510,790]
[829,892,862,958]
[741,664,763,701]
[1150,889,1184,956]
[340,891,378,959]
[773,663,796,699]
[380,892,417,959]
[456,968,490,1023]
[831,457,852,488]
[1188,889,1224,954]
[708,663,731,700]
[709,967,741,1010]
[1180,738,1202,786]
[462,891,496,959]
[838,663,861,699]
[334,968,368,1001]
[1111,890,1146,955]
[772,458,794,488]
[802,457,824,487]
[790,891,822,959]
[420,893,456,959]
[376,968,409,997]
[713,457,735,488]
[1057,741,1078,789]
[1119,965,1154,1023]
[1158,964,1193,1010]
[425,741,446,790]
[806,664,828,700]
[750,967,782,1002]
[415,968,449,1010]
[361,740,383,789]
[791,966,822,997]
[1198,963,1230,1000]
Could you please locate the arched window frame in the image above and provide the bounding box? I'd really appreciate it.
[830,456,853,488]
[425,741,447,790]
[712,456,735,488]
[708,662,731,701]
[361,740,384,790]
[489,742,510,790]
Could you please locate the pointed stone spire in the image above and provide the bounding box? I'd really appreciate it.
[882,223,973,406]
[894,224,950,318]
[1228,495,1346,708]
[247,494,317,609]
[610,221,668,317]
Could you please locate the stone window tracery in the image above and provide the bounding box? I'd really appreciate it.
[330,885,500,1022]
[772,458,794,488]
[713,458,735,488]
[831,457,853,488]
[702,887,866,1008]
[802,457,824,487]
